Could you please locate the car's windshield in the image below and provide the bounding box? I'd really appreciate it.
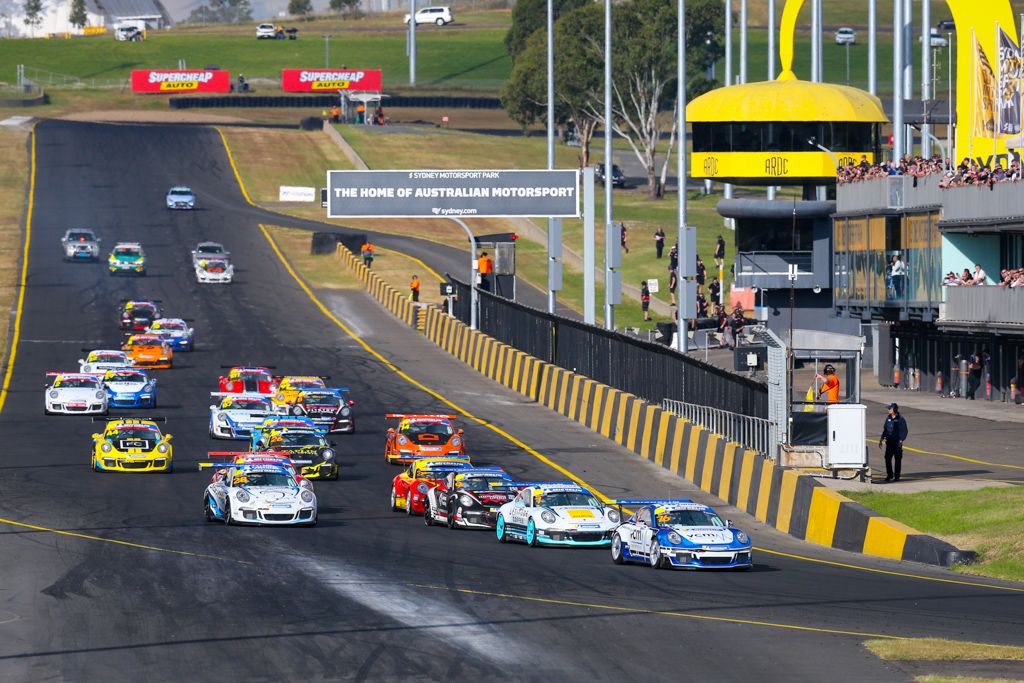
[126,338,159,348]
[68,231,93,241]
[91,352,125,362]
[288,379,324,390]
[657,510,726,527]
[232,470,295,488]
[197,245,221,253]
[55,377,98,388]
[224,399,267,411]
[106,372,144,383]
[460,476,511,492]
[237,371,271,382]
[303,394,341,406]
[203,260,228,271]
[112,427,159,440]
[539,491,599,508]
[272,432,324,448]
[115,247,141,256]
[170,188,192,196]
[403,422,453,437]
[154,321,185,331]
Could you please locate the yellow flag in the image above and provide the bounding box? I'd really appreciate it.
[803,385,816,412]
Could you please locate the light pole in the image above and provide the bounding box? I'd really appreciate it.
[921,0,931,157]
[868,0,876,94]
[676,0,688,353]
[546,0,559,315]
[408,0,417,85]
[323,34,331,68]
[451,218,478,330]
[845,41,851,85]
[603,0,615,331]
[893,0,904,162]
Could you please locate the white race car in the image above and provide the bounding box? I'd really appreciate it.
[44,372,108,415]
[495,482,619,547]
[204,462,317,526]
[195,258,233,284]
[146,317,195,352]
[209,393,274,439]
[79,349,135,374]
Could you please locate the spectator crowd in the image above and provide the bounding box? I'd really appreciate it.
[837,154,1022,189]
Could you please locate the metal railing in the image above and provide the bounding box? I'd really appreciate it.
[942,181,1024,225]
[941,286,1024,326]
[836,174,943,213]
[19,65,130,90]
[662,398,773,458]
[735,251,814,289]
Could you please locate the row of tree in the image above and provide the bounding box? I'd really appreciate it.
[500,0,724,198]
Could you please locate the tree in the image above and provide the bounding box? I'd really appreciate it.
[186,0,252,24]
[287,0,312,19]
[504,0,586,63]
[22,0,43,35]
[68,0,87,29]
[329,0,359,17]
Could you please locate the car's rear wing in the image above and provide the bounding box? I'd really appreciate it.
[92,416,166,422]
[198,451,313,470]
[385,413,459,420]
[612,498,695,506]
[219,364,277,369]
[210,392,271,400]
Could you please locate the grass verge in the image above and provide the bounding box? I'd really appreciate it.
[0,128,30,371]
[865,638,1024,662]
[265,226,357,290]
[842,487,1024,583]
[913,677,1024,683]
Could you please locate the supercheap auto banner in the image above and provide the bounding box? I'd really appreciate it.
[131,69,231,94]
[997,26,1022,136]
[281,69,383,92]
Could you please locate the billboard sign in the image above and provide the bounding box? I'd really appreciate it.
[281,69,383,92]
[327,170,580,218]
[130,69,231,94]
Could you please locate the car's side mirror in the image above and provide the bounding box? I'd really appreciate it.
[726,519,733,527]
[165,435,174,442]
[387,428,395,434]
[209,405,216,410]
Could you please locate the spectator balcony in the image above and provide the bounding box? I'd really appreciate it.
[938,286,1024,330]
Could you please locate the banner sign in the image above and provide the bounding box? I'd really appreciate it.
[997,26,1022,136]
[327,170,580,218]
[973,36,997,137]
[281,69,383,92]
[279,186,317,202]
[130,69,231,93]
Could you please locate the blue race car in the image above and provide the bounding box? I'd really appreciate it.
[147,318,194,352]
[610,499,752,570]
[102,368,157,408]
[209,393,274,440]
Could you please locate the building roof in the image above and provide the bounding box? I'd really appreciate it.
[687,79,888,124]
[94,0,165,19]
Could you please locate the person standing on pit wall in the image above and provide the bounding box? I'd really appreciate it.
[640,281,651,321]
[653,227,665,259]
[409,275,420,302]
[361,241,375,269]
[695,256,707,289]
[477,251,493,292]
[878,402,909,482]
[816,364,841,403]
[890,254,907,300]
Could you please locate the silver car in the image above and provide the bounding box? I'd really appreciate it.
[61,228,100,262]
[166,186,196,210]
[191,241,230,265]
[834,27,856,45]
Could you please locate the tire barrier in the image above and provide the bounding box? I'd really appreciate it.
[168,94,502,110]
[331,243,974,567]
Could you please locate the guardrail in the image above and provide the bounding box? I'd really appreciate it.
[942,181,1024,225]
[941,286,1024,326]
[661,398,774,457]
[836,174,943,213]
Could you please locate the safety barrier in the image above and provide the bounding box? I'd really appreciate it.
[332,246,973,566]
[169,94,502,110]
[335,244,416,327]
[662,399,773,458]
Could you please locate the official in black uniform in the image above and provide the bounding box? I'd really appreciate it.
[878,402,909,482]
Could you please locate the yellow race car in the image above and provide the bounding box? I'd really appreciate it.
[271,376,328,412]
[91,417,173,472]
[121,334,173,369]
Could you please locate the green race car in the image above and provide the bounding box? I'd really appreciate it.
[108,242,146,276]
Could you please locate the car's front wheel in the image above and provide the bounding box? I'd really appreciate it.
[389,487,400,512]
[436,17,444,25]
[526,519,538,547]
[496,514,508,543]
[611,535,625,564]
[223,500,233,525]
[204,496,216,522]
[423,503,433,526]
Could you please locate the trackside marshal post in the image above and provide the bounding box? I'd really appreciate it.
[326,170,580,218]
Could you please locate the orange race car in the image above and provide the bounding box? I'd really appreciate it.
[384,414,466,465]
[389,456,471,514]
[121,334,173,369]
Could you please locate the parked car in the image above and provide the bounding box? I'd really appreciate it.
[256,23,277,39]
[920,30,949,47]
[936,20,956,33]
[404,6,453,26]
[595,163,625,188]
[834,27,856,45]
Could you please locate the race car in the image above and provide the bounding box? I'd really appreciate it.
[248,416,323,449]
[423,467,516,529]
[90,417,173,473]
[495,482,619,547]
[146,318,194,352]
[121,335,173,369]
[254,427,338,480]
[199,452,313,491]
[389,456,472,515]
[102,368,157,409]
[166,186,196,210]
[191,241,230,264]
[79,349,135,374]
[384,414,465,464]
[219,366,278,394]
[271,376,329,411]
[195,258,233,284]
[108,242,146,276]
[44,372,108,415]
[119,299,162,332]
[208,393,274,439]
[203,463,317,526]
[610,499,753,570]
[61,228,100,262]
[286,390,355,433]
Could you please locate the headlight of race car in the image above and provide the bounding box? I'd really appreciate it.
[48,390,59,399]
[235,490,250,503]
[397,436,408,445]
[666,531,683,545]
[450,437,462,448]
[144,383,154,392]
[340,407,351,417]
[83,364,93,373]
[300,490,314,503]
[101,442,113,452]
[735,531,750,545]
[540,510,556,524]
[216,414,229,425]
[320,448,335,461]
[156,443,169,453]
[95,391,106,400]
[275,393,286,401]
[606,508,621,523]
[416,482,430,494]
[459,494,474,507]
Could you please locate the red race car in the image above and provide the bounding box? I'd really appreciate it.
[384,413,466,465]
[389,457,471,515]
[219,366,278,395]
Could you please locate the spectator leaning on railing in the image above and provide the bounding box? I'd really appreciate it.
[837,154,946,185]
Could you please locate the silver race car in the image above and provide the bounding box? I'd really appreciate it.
[61,228,100,262]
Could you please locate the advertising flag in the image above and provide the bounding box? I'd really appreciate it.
[997,26,1022,136]
[973,35,997,137]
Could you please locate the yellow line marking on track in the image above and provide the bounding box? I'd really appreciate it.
[0,517,251,565]
[0,125,35,415]
[375,247,445,283]
[408,583,906,640]
[752,546,1024,593]
[215,127,254,205]
[864,439,1024,472]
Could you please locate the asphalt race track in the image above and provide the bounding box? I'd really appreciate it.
[1,120,1023,681]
